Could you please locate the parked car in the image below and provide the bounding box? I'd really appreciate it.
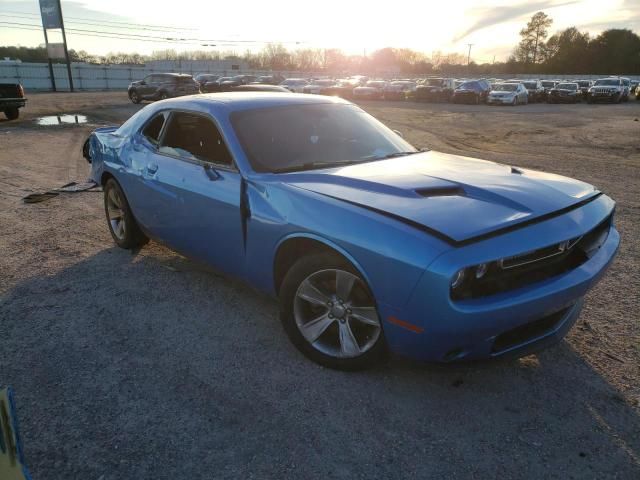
[280,78,309,93]
[256,75,285,85]
[573,80,592,100]
[587,77,625,103]
[0,82,26,120]
[194,74,220,93]
[232,75,258,86]
[384,80,415,101]
[353,80,387,100]
[540,80,558,101]
[620,77,631,101]
[451,79,491,104]
[548,82,581,103]
[413,78,455,102]
[84,93,619,369]
[303,79,336,95]
[320,79,358,99]
[630,79,639,95]
[521,80,545,103]
[128,73,199,103]
[487,82,528,105]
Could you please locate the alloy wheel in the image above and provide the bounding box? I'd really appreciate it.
[293,269,381,359]
[106,187,126,241]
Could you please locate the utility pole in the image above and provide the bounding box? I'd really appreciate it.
[466,43,474,66]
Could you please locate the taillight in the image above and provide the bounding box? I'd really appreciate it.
[18,85,25,97]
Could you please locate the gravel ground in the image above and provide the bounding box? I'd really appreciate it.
[1,92,639,479]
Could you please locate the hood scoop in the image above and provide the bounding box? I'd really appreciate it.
[415,186,465,198]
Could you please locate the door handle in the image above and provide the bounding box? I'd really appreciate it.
[146,163,158,175]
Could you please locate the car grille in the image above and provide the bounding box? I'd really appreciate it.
[491,306,571,353]
[452,214,612,300]
[593,88,614,94]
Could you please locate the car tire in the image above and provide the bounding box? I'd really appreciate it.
[4,108,19,120]
[103,178,148,250]
[279,252,387,370]
[82,137,91,163]
[129,90,141,104]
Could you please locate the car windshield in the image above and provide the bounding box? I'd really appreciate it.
[231,104,417,173]
[366,81,385,87]
[594,79,620,86]
[541,81,555,87]
[523,82,537,89]
[557,83,577,90]
[576,81,590,87]
[426,79,444,86]
[493,83,518,92]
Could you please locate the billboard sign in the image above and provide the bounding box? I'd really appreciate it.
[39,0,62,29]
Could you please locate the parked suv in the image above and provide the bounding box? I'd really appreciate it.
[414,77,456,102]
[0,82,27,120]
[587,77,625,103]
[451,79,491,104]
[128,73,199,103]
[521,80,545,103]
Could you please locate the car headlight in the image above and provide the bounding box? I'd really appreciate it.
[450,269,466,289]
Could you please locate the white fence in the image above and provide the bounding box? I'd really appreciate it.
[0,62,638,91]
[0,62,317,91]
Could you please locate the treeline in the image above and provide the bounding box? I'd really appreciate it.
[1,12,639,74]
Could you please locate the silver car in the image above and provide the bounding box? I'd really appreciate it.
[487,83,528,105]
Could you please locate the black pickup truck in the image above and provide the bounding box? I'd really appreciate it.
[0,83,27,120]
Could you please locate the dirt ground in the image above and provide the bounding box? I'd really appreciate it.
[1,91,639,479]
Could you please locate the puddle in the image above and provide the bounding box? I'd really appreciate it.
[35,114,89,126]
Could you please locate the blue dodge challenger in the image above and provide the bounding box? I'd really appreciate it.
[86,93,619,369]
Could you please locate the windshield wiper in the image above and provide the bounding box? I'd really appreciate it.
[273,160,361,174]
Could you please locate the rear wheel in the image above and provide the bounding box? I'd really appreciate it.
[280,253,387,370]
[103,178,148,249]
[4,108,19,120]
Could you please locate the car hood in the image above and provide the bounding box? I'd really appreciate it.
[280,151,598,244]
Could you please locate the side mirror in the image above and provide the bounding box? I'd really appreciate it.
[393,129,404,138]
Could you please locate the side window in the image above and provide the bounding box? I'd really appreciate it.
[141,113,166,145]
[159,112,233,166]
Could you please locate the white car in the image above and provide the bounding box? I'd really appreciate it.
[487,83,528,105]
[280,78,309,93]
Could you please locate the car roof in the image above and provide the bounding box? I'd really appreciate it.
[158,92,351,112]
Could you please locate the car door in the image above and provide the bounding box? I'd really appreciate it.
[123,110,170,231]
[139,75,156,99]
[140,110,245,275]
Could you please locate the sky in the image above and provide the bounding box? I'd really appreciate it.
[1,0,639,62]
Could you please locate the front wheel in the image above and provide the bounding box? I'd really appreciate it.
[103,178,148,249]
[129,90,140,104]
[280,253,387,370]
